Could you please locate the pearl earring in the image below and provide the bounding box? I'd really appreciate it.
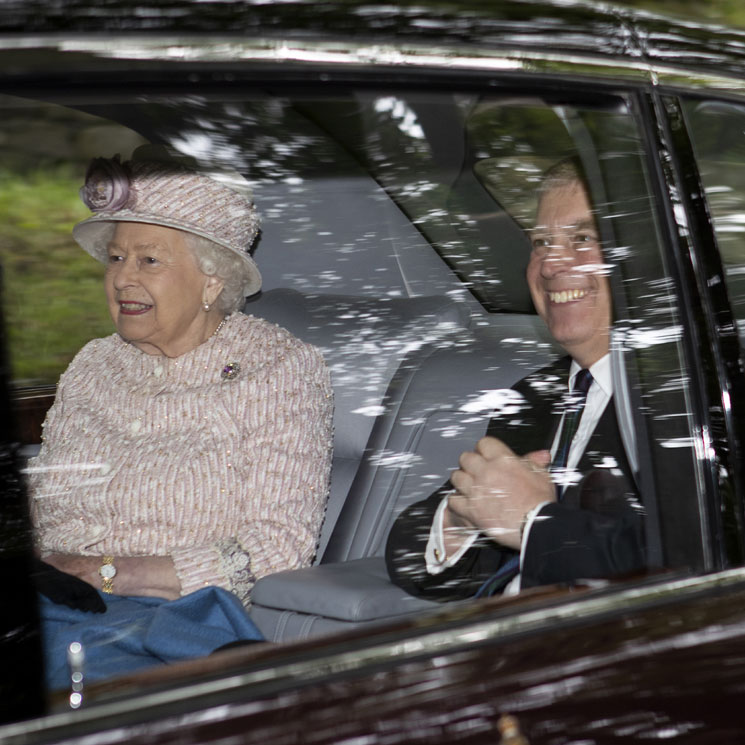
[203,303,210,312]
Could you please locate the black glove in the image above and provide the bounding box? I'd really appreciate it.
[32,558,106,613]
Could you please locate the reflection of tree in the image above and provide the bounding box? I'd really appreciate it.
[682,100,745,330]
[466,105,575,227]
[120,97,356,184]
[110,95,625,313]
[358,98,579,311]
[615,0,745,28]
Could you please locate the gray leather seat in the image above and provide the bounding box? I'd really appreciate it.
[244,288,471,558]
[322,316,560,564]
[247,291,560,641]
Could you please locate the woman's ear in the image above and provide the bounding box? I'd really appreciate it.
[203,274,225,307]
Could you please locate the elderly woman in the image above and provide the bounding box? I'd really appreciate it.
[28,147,333,688]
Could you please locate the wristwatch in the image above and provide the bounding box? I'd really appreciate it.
[99,555,116,594]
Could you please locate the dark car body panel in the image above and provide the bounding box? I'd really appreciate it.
[0,1,738,89]
[6,571,745,743]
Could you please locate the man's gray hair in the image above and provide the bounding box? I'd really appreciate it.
[539,156,589,196]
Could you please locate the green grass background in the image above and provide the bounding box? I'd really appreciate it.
[0,166,113,386]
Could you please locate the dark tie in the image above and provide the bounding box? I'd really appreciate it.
[552,368,593,499]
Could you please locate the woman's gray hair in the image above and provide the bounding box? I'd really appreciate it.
[182,233,249,314]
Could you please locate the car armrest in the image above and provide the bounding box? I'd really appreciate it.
[250,556,440,623]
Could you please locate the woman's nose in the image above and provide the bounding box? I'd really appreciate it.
[112,258,138,288]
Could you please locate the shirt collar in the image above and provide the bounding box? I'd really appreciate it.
[569,353,612,397]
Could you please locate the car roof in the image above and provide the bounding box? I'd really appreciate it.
[0,1,745,96]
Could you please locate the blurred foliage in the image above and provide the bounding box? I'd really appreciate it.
[0,167,111,386]
[615,0,745,28]
[682,98,745,328]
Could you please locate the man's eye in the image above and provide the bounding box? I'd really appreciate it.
[574,233,597,245]
[532,237,549,251]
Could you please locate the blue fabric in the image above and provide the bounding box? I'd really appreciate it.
[473,555,520,598]
[40,587,263,691]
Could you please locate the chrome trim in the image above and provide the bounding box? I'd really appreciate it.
[0,35,670,81]
[1,33,744,97]
[0,34,632,72]
[0,29,743,99]
[653,68,745,94]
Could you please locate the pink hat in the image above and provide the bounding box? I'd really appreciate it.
[72,147,262,296]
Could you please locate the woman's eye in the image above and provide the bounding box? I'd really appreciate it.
[107,254,123,263]
[143,256,159,265]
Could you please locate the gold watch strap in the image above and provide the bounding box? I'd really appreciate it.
[99,555,116,594]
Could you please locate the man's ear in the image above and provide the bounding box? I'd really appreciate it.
[203,274,225,307]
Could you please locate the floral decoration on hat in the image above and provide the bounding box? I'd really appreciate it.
[80,155,132,213]
[73,146,263,297]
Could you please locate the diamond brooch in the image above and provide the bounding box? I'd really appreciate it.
[221,362,241,380]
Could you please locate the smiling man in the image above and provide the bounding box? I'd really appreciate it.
[386,158,646,600]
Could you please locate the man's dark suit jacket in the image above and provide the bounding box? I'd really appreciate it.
[385,356,646,601]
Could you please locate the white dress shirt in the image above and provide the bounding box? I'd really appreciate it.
[424,354,613,592]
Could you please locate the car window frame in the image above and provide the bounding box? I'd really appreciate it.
[649,88,745,569]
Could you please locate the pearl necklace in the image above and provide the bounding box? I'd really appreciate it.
[210,316,227,340]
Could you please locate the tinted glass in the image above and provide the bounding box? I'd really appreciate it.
[2,87,702,706]
[681,98,745,345]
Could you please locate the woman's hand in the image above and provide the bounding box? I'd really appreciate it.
[42,553,182,600]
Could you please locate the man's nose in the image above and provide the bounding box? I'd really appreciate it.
[541,237,575,274]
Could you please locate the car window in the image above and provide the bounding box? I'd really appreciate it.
[3,86,705,701]
[680,98,745,346]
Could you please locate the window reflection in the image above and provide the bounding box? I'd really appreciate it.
[0,90,701,702]
[682,99,745,343]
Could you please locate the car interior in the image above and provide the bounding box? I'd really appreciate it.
[1,85,704,661]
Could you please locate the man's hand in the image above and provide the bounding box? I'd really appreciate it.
[444,437,556,553]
